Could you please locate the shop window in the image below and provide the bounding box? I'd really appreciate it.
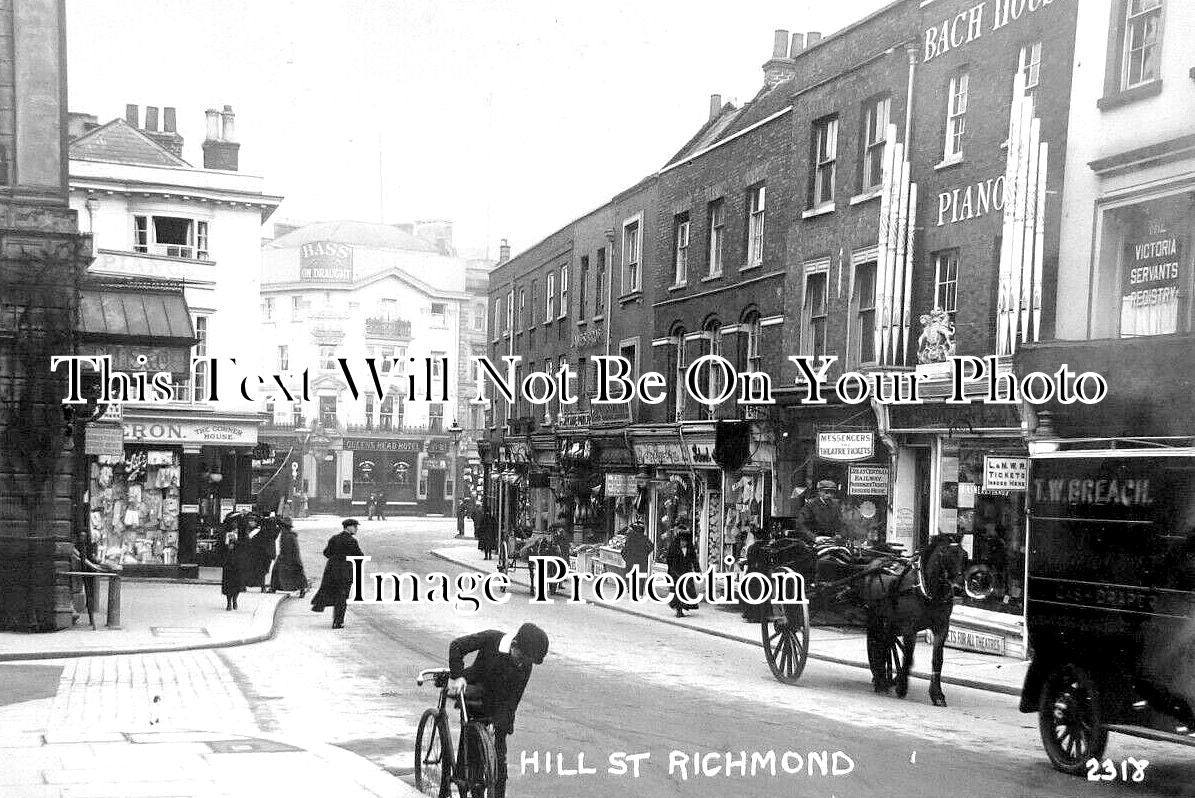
[861,97,889,192]
[852,260,878,365]
[319,395,338,427]
[595,248,606,316]
[944,68,969,161]
[812,117,838,208]
[673,213,690,286]
[933,250,959,313]
[801,269,828,357]
[133,214,209,260]
[707,199,725,277]
[89,449,182,567]
[746,184,766,267]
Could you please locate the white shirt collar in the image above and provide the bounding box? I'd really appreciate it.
[498,632,515,654]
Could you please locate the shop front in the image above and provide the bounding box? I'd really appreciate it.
[86,411,259,577]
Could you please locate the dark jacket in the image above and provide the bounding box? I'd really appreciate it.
[222,533,252,597]
[796,497,843,542]
[665,538,699,610]
[270,528,308,591]
[449,629,533,735]
[311,531,364,609]
[622,530,654,572]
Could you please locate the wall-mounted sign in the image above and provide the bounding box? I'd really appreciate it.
[983,456,1028,492]
[1121,232,1182,334]
[848,465,889,496]
[572,327,604,349]
[122,419,257,446]
[84,424,124,456]
[818,432,874,461]
[688,442,716,467]
[299,240,353,282]
[936,175,1005,226]
[80,344,191,374]
[604,473,637,497]
[344,438,421,452]
[632,440,687,467]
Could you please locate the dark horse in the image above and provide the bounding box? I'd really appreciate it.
[856,534,968,707]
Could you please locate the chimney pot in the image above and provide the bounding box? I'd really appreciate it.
[772,29,789,59]
[789,32,806,57]
[163,107,177,133]
[498,238,511,264]
[144,106,159,132]
[220,105,237,143]
[807,31,823,47]
[204,108,221,141]
[125,104,139,127]
[708,93,722,121]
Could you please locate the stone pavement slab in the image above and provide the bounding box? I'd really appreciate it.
[0,582,287,662]
[431,542,1029,697]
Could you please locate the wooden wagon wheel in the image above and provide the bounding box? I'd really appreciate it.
[760,567,810,684]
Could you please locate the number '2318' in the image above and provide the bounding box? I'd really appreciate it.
[1086,758,1148,782]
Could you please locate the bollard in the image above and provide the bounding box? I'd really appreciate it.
[105,574,122,630]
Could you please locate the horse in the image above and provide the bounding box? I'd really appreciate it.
[855,534,968,707]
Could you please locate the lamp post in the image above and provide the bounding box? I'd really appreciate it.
[448,420,464,535]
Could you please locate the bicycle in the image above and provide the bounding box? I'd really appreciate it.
[414,668,498,798]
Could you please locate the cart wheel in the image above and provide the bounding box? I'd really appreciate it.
[760,571,810,684]
[1038,663,1108,775]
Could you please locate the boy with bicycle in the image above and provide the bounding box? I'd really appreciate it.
[448,622,550,798]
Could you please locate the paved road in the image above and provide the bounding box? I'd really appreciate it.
[218,516,1194,797]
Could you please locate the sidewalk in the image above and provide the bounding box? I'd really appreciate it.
[0,582,421,797]
[430,541,1029,698]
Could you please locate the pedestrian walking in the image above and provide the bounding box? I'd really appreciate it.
[456,501,468,537]
[365,492,376,521]
[621,520,654,594]
[311,518,364,628]
[248,514,279,592]
[268,517,308,596]
[375,492,387,520]
[478,510,498,560]
[221,529,251,611]
[665,530,699,618]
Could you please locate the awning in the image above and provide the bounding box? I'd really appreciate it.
[78,285,196,374]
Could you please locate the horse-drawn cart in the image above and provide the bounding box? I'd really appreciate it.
[497,526,570,596]
[756,534,983,706]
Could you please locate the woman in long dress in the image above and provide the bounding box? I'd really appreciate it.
[269,517,308,596]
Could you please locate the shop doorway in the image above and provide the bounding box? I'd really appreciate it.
[914,446,931,549]
[427,469,448,515]
[316,458,337,511]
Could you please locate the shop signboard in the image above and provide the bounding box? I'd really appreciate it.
[688,442,717,468]
[940,627,1007,657]
[84,423,124,456]
[424,458,448,470]
[299,240,353,282]
[122,419,257,445]
[1121,228,1183,334]
[632,440,688,467]
[848,465,889,496]
[604,473,637,496]
[79,343,191,375]
[344,438,421,452]
[983,456,1028,492]
[818,432,874,461]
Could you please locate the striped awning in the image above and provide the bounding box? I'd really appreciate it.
[79,288,195,343]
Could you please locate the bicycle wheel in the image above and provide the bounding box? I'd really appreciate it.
[459,721,497,797]
[415,708,453,798]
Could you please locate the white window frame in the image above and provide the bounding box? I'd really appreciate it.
[743,314,762,372]
[945,70,969,160]
[558,266,568,319]
[278,345,288,371]
[493,298,502,339]
[319,344,337,371]
[747,184,766,267]
[132,214,210,260]
[933,250,959,313]
[505,291,514,332]
[813,119,838,207]
[801,264,829,358]
[262,296,274,322]
[622,214,642,294]
[1123,0,1163,90]
[674,215,690,286]
[193,315,209,401]
[545,272,556,320]
[430,302,447,327]
[518,289,526,329]
[852,259,879,366]
[863,99,889,191]
[1018,41,1043,93]
[708,200,725,277]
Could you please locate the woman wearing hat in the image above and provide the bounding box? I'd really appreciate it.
[268,517,308,596]
[311,519,364,628]
[665,529,699,617]
[621,520,654,594]
[795,479,844,544]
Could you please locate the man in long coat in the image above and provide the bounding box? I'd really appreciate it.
[795,479,845,544]
[310,518,364,628]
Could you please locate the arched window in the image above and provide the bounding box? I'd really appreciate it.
[741,310,762,373]
[668,323,686,422]
[701,317,723,418]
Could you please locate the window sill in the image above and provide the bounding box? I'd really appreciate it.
[557,315,567,323]
[849,188,883,206]
[801,203,835,219]
[668,282,688,292]
[576,319,587,327]
[1097,79,1163,111]
[739,263,763,273]
[699,274,723,284]
[934,154,964,171]
[592,314,605,323]
[618,291,643,305]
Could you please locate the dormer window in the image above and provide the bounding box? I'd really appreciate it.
[133,214,209,260]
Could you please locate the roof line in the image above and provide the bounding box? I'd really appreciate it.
[659,106,793,175]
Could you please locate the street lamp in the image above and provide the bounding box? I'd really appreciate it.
[448,420,464,535]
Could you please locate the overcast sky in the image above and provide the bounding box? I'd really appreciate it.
[66,0,891,260]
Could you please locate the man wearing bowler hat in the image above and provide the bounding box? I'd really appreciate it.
[310,518,365,629]
[795,479,844,545]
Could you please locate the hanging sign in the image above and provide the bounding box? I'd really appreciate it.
[604,473,637,496]
[818,432,874,461]
[848,465,889,496]
[983,456,1028,492]
[84,424,124,456]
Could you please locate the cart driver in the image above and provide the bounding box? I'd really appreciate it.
[795,479,844,545]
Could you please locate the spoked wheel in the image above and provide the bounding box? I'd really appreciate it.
[1038,664,1108,775]
[414,708,453,797]
[459,720,497,797]
[760,576,810,684]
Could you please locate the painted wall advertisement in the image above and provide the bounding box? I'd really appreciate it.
[848,465,889,496]
[299,240,354,282]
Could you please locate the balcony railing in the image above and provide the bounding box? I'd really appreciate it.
[364,317,412,339]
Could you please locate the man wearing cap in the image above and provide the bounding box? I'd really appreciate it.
[795,479,844,545]
[310,518,364,629]
[448,622,549,798]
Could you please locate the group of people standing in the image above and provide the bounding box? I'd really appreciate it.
[220,512,308,611]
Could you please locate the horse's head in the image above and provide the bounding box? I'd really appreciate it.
[920,534,969,603]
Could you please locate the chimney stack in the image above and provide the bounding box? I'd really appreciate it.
[498,239,511,264]
[708,94,722,122]
[806,31,823,47]
[134,103,184,158]
[762,29,798,88]
[67,112,100,140]
[789,32,806,57]
[202,104,240,171]
[125,104,139,127]
[163,107,177,133]
[144,106,159,132]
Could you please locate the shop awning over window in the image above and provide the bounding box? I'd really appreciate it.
[78,285,197,374]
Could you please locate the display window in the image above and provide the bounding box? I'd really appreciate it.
[89,448,182,567]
